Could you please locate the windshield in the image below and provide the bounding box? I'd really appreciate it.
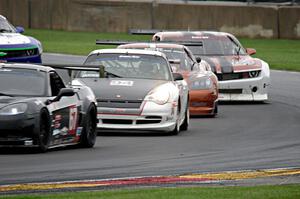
[0,68,46,96]
[159,49,191,71]
[166,36,247,56]
[189,37,247,56]
[0,17,16,33]
[80,53,172,81]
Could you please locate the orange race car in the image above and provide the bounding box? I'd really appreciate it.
[151,31,270,101]
[113,42,219,116]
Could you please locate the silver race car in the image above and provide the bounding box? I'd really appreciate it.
[72,49,189,135]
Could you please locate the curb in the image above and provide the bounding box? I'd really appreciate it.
[1,167,300,193]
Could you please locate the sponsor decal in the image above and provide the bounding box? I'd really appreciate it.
[0,52,7,57]
[110,80,134,87]
[24,140,33,146]
[192,36,209,39]
[115,108,126,114]
[76,127,83,137]
[119,55,140,59]
[52,129,60,136]
[0,68,11,72]
[60,127,69,136]
[34,100,42,105]
[54,114,62,129]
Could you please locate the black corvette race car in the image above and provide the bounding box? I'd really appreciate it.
[0,63,97,152]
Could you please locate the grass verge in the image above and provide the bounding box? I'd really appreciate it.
[1,185,300,199]
[26,29,300,72]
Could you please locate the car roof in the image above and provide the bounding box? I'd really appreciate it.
[88,48,167,59]
[0,63,53,72]
[154,31,233,40]
[118,43,185,50]
[0,15,6,20]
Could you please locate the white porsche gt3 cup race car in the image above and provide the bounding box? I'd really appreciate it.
[72,49,189,135]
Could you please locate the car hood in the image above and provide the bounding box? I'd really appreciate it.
[0,96,28,108]
[201,55,262,74]
[180,71,207,79]
[0,33,31,45]
[74,78,168,101]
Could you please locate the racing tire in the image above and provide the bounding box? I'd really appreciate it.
[180,105,189,131]
[36,110,50,152]
[80,105,97,148]
[169,102,181,136]
[211,102,218,118]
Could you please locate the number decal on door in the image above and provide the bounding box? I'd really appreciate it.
[69,105,78,135]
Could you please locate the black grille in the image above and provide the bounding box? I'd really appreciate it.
[191,102,208,107]
[217,73,242,81]
[136,120,161,125]
[102,119,133,125]
[0,48,39,58]
[216,71,261,81]
[219,89,243,94]
[97,99,142,108]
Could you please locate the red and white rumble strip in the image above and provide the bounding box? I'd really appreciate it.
[1,167,300,193]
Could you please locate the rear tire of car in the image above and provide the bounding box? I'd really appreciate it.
[180,104,189,131]
[80,105,97,148]
[36,109,50,153]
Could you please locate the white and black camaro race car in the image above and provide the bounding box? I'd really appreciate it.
[0,63,97,152]
[72,49,190,135]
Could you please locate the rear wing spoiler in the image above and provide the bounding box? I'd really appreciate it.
[96,40,203,46]
[45,64,105,79]
[129,29,163,35]
[128,29,217,35]
[168,59,181,64]
[96,40,139,45]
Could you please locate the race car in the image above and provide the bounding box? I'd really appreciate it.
[0,63,97,152]
[72,48,189,134]
[116,42,218,116]
[0,15,42,63]
[152,31,271,101]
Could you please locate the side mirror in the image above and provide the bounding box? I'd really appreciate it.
[196,57,201,63]
[168,59,181,65]
[15,26,25,33]
[246,48,256,55]
[192,63,200,71]
[47,88,75,104]
[173,73,184,81]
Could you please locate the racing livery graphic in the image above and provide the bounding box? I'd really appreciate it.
[151,31,270,101]
[0,15,42,63]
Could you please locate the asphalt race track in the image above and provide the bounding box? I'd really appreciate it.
[0,53,299,185]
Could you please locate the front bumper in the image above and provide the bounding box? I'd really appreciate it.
[189,90,218,115]
[97,101,177,132]
[218,75,270,101]
[0,54,42,64]
[0,113,37,146]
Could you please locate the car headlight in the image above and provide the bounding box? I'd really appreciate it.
[190,78,212,90]
[145,87,170,105]
[248,70,260,78]
[0,103,28,115]
[37,41,43,54]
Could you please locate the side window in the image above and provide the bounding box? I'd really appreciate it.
[184,48,196,70]
[50,71,65,96]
